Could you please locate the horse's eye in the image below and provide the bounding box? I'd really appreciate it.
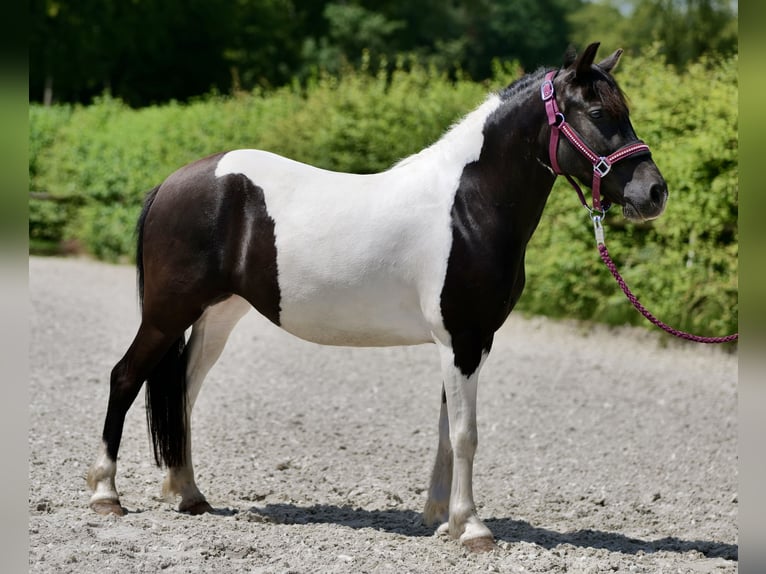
[589,108,604,119]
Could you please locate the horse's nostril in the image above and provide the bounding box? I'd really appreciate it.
[650,183,666,207]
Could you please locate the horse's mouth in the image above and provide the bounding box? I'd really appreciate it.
[622,198,665,223]
[622,201,644,222]
[603,193,640,220]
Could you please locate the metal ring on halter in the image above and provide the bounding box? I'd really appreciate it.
[594,157,611,177]
[584,203,607,219]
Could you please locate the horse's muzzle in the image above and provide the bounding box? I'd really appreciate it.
[622,163,668,222]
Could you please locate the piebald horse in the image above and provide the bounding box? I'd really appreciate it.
[87,43,667,551]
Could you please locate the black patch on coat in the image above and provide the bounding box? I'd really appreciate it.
[220,174,281,325]
[439,75,557,377]
[439,162,519,377]
[140,152,281,328]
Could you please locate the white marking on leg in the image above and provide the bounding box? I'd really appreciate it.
[162,295,251,510]
[436,340,494,544]
[87,441,119,504]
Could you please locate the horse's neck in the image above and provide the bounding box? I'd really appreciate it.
[415,84,548,172]
[393,81,553,219]
[452,83,556,242]
[461,84,554,194]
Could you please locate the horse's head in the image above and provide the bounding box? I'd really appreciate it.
[547,42,667,221]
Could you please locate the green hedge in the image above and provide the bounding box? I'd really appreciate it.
[29,52,737,336]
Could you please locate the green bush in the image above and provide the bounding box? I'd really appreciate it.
[29,104,75,253]
[29,52,737,335]
[256,59,490,172]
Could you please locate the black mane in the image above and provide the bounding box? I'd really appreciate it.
[498,67,550,102]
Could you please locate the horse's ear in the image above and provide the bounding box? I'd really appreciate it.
[562,45,578,68]
[573,42,600,77]
[598,49,623,74]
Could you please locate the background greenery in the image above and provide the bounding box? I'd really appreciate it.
[30,0,737,106]
[29,46,738,336]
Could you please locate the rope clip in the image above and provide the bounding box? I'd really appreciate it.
[590,210,605,246]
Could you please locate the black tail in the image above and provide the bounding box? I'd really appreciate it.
[145,337,189,468]
[136,185,189,468]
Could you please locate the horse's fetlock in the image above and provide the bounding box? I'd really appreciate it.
[423,498,449,527]
[161,474,178,500]
[449,503,475,530]
[86,463,111,489]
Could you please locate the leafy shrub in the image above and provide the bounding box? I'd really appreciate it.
[257,58,490,172]
[29,104,75,252]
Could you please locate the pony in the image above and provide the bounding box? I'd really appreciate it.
[87,43,667,552]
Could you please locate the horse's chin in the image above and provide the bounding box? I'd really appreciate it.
[622,203,644,222]
[622,201,664,223]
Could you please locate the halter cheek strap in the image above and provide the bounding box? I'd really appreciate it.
[541,71,650,214]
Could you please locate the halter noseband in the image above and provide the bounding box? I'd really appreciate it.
[541,70,650,214]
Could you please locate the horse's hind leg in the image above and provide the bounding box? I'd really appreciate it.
[424,383,453,527]
[162,295,251,514]
[87,322,187,515]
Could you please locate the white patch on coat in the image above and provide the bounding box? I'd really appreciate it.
[215,95,502,347]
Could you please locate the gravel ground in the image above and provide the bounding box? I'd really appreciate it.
[29,255,737,573]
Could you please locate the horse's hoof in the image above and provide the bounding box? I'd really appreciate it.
[462,536,497,553]
[180,500,214,515]
[90,500,125,516]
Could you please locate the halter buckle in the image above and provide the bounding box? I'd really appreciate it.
[594,157,611,177]
[540,80,554,101]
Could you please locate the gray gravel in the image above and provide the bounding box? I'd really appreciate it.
[29,255,737,573]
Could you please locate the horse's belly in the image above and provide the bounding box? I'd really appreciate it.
[277,279,435,347]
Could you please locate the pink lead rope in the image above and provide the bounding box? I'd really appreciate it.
[541,71,738,344]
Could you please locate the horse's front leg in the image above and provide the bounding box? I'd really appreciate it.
[424,383,452,526]
[433,339,495,551]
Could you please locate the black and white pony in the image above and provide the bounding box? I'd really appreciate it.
[87,43,667,551]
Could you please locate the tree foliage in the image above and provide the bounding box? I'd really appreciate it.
[29,0,737,106]
[568,0,737,69]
